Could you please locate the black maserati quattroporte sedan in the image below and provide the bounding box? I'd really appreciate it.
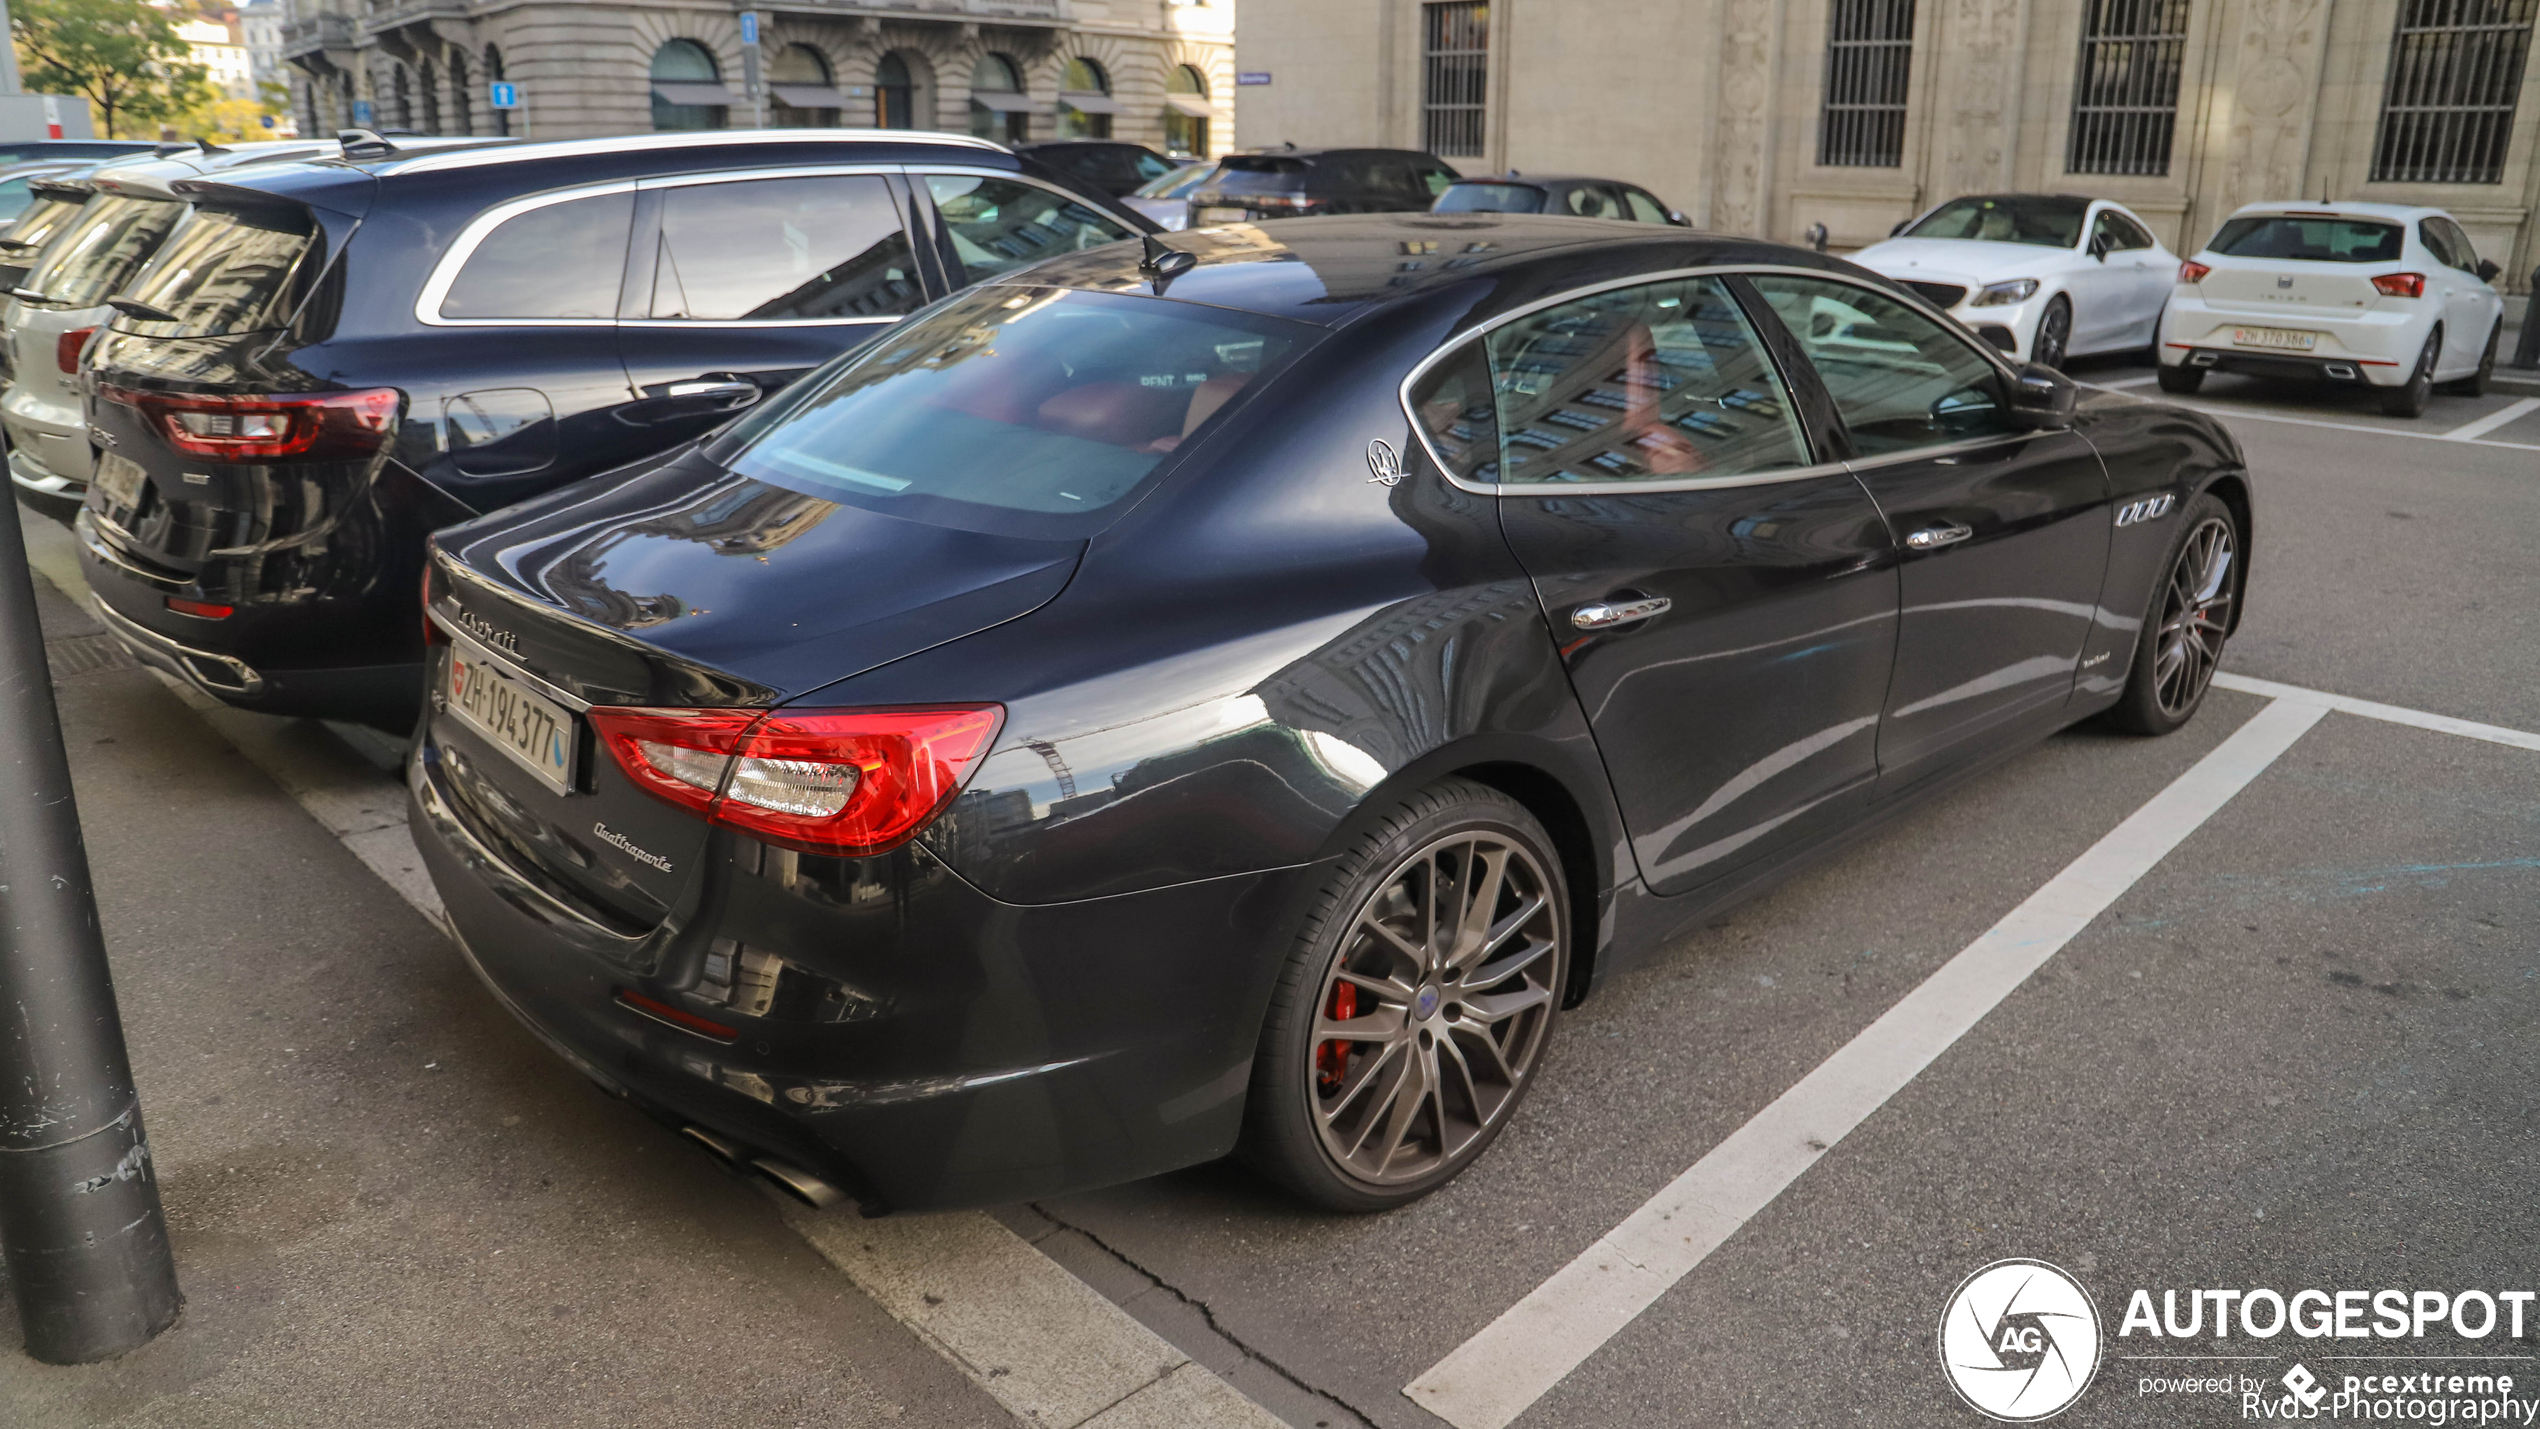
[412,215,2251,1214]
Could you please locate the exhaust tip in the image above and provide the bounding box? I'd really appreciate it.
[681,1125,746,1162]
[2324,363,2358,380]
[751,1156,847,1209]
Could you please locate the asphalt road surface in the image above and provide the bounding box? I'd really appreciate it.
[4,353,2535,1429]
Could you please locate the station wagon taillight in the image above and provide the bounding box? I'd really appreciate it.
[56,326,94,374]
[99,384,400,462]
[588,704,1004,856]
[2371,272,2425,299]
[2177,261,2210,285]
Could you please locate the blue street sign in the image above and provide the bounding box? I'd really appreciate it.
[1236,71,1272,85]
[739,11,759,44]
[489,81,520,110]
[351,98,374,125]
[260,114,274,129]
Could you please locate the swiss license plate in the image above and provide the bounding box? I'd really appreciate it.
[2231,326,2317,351]
[444,637,577,795]
[1196,206,1248,223]
[92,450,147,508]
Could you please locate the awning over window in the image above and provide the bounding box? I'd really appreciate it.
[771,84,846,108]
[1057,90,1121,114]
[1163,94,1212,117]
[652,82,739,106]
[969,92,1043,113]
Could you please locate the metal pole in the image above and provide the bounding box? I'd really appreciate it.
[0,490,181,1364]
[2511,272,2540,370]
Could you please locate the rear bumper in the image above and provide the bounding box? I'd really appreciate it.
[2160,295,2421,385]
[2163,345,2390,386]
[409,731,1318,1213]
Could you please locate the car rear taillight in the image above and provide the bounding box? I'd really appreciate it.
[56,326,94,374]
[1242,194,1325,214]
[588,704,1004,856]
[99,384,400,462]
[2371,271,2425,299]
[165,596,231,619]
[2178,261,2210,284]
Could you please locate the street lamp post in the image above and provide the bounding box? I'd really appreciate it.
[0,489,181,1364]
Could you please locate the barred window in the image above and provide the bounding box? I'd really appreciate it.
[1423,2,1488,158]
[1821,0,1916,168]
[2372,0,2538,184]
[2068,0,2192,175]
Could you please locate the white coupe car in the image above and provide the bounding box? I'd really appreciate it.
[1850,193,2176,369]
[2157,201,2505,418]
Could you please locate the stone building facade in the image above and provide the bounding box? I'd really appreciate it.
[281,0,1233,157]
[1233,0,2540,287]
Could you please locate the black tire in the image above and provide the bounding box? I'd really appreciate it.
[2033,297,2072,369]
[2445,322,2500,397]
[1240,778,1568,1212]
[2155,364,2204,395]
[2107,492,2238,736]
[2380,329,2439,418]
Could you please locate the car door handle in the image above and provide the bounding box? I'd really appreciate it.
[1571,596,1672,630]
[663,380,761,402]
[1904,521,1973,551]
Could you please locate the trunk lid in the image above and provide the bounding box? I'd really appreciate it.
[2192,256,2388,316]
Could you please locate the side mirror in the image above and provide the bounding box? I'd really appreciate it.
[2476,258,2501,283]
[1668,210,1691,227]
[2005,363,2076,430]
[2088,235,2110,262]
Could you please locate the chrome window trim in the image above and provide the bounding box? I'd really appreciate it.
[414,178,641,328]
[1395,262,2003,498]
[630,162,900,191]
[619,317,901,332]
[382,128,1010,178]
[1840,431,2038,476]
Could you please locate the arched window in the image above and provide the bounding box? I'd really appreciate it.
[390,65,412,129]
[450,52,472,135]
[1058,56,1112,140]
[651,39,728,132]
[875,50,934,129]
[1163,63,1208,156]
[769,44,839,127]
[969,51,1026,143]
[482,45,508,136]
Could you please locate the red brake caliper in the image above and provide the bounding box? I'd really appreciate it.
[1316,980,1358,1091]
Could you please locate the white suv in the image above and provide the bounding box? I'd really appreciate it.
[2157,201,2504,418]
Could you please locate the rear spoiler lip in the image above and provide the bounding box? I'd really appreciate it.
[25,178,96,202]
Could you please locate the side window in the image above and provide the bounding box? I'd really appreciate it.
[649,175,919,321]
[1623,188,1671,224]
[2088,210,2125,254]
[1403,341,1500,484]
[1561,184,1623,220]
[2429,217,2479,272]
[1748,274,2014,457]
[441,191,634,320]
[1416,164,1458,198]
[923,174,1133,285]
[2104,213,2155,251]
[1483,274,1811,484]
[1132,151,1175,184]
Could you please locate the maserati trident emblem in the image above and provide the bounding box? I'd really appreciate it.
[1365,438,1403,487]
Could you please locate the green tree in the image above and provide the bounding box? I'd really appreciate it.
[11,0,212,139]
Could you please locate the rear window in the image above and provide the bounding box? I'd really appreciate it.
[1133,162,1216,200]
[1210,157,1310,195]
[29,195,185,307]
[0,194,81,254]
[118,206,315,336]
[710,285,1306,537]
[1904,195,2088,249]
[1435,183,1545,214]
[2209,215,2403,263]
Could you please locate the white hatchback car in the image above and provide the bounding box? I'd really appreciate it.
[2158,201,2504,417]
[1850,193,2176,368]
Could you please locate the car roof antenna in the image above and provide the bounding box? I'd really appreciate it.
[337,128,400,160]
[1138,233,1198,288]
[195,135,231,155]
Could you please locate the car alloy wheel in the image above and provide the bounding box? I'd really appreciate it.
[2381,329,2439,418]
[1307,829,1563,1187]
[2034,298,2072,369]
[2152,513,2234,719]
[2446,321,2499,398]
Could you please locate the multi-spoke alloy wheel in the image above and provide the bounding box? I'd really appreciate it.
[2034,298,2072,370]
[1242,779,1568,1210]
[2152,515,2234,718]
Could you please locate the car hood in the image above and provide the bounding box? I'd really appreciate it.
[432,445,1084,707]
[1851,236,2086,283]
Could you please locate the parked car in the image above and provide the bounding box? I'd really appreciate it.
[410,215,2249,1215]
[1121,159,1216,230]
[1850,193,2176,368]
[5,140,352,520]
[2158,200,2504,417]
[0,158,110,223]
[1185,146,1461,223]
[1018,140,1177,198]
[0,162,122,296]
[1432,172,1687,225]
[78,130,1156,729]
[0,140,158,167]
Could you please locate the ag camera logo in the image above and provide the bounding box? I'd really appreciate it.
[1940,1259,2104,1421]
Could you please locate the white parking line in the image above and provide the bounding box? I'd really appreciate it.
[2212,672,2540,752]
[2075,382,2540,452]
[2440,396,2540,443]
[2093,373,2161,389]
[1404,698,2330,1429]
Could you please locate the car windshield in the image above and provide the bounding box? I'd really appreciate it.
[1904,195,2089,249]
[2208,215,2403,263]
[1434,183,1545,214]
[712,286,1307,537]
[29,194,185,306]
[117,205,315,336]
[1210,156,1310,195]
[1134,162,1217,200]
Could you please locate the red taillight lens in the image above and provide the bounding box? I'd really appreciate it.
[421,563,447,647]
[589,704,1005,856]
[165,596,232,619]
[99,383,400,462]
[616,989,737,1042]
[2178,261,2211,284]
[56,325,94,374]
[2371,271,2425,299]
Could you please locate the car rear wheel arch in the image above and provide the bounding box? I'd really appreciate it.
[2199,471,2254,636]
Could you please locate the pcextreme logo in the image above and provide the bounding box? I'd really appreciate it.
[1939,1259,2105,1421]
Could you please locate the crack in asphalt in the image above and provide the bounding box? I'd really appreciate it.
[1025,1202,1387,1429]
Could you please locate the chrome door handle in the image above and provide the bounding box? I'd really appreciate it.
[1571,596,1672,630]
[663,380,761,402]
[1904,522,1973,551]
